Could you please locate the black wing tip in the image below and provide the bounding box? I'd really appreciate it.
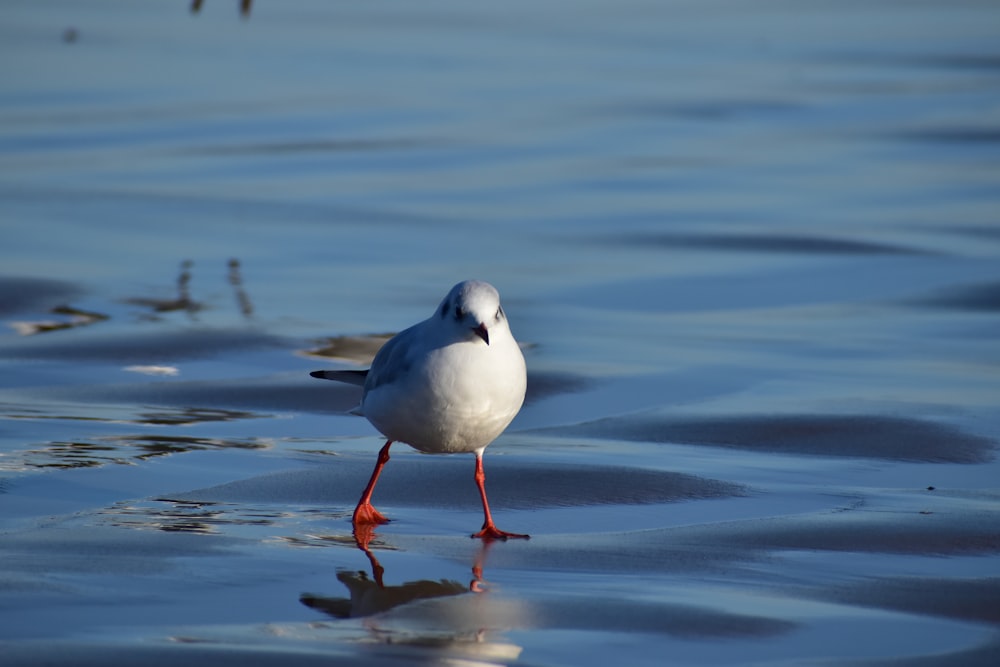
[310,369,369,385]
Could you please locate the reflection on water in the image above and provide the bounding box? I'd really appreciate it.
[103,497,288,534]
[17,440,130,469]
[95,487,525,662]
[277,532,390,550]
[134,407,267,426]
[1,404,266,427]
[303,333,394,365]
[301,573,468,619]
[8,305,109,336]
[301,529,494,616]
[227,258,254,319]
[6,258,254,336]
[301,535,523,664]
[122,258,255,322]
[1,433,269,471]
[125,260,202,320]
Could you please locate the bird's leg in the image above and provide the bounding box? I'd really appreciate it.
[470,452,529,540]
[353,440,392,525]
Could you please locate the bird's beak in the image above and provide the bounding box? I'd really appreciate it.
[472,323,490,345]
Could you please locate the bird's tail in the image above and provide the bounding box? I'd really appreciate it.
[310,369,368,386]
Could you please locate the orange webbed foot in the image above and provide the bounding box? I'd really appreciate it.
[471,523,529,541]
[353,502,390,526]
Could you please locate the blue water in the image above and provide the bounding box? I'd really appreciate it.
[2,1,999,665]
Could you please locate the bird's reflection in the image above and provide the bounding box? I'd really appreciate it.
[300,571,468,620]
[227,258,254,318]
[299,529,523,664]
[301,527,496,620]
[123,258,255,322]
[125,259,202,319]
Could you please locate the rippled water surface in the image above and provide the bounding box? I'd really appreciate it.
[2,1,999,665]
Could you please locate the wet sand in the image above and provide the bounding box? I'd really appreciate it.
[2,1,1000,665]
[3,285,998,665]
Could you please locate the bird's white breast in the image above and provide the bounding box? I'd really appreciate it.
[361,332,526,454]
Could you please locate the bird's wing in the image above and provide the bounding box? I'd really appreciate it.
[363,322,425,393]
[310,319,429,394]
[309,369,368,386]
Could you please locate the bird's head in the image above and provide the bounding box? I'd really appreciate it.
[437,280,508,346]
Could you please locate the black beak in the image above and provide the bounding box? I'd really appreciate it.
[472,323,489,345]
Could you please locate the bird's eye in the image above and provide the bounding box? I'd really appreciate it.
[455,306,465,320]
[495,306,503,321]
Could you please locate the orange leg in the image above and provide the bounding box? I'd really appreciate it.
[470,452,529,540]
[353,440,392,525]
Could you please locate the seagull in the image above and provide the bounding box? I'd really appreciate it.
[311,280,528,540]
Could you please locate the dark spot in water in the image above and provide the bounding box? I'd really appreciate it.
[821,576,1000,625]
[602,98,802,121]
[175,458,745,510]
[540,414,995,464]
[950,225,1000,241]
[191,0,252,17]
[702,508,1000,556]
[903,54,1000,71]
[0,328,291,363]
[91,380,355,416]
[617,232,926,256]
[185,137,442,157]
[895,127,1000,144]
[909,280,1000,312]
[524,370,591,405]
[822,51,1000,73]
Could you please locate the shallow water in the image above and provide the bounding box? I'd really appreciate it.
[2,1,999,665]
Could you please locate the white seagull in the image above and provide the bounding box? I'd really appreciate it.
[311,280,528,540]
